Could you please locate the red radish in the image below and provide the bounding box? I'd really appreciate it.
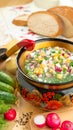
[55,66,62,72]
[52,127,61,130]
[33,115,46,128]
[4,108,16,121]
[61,120,73,130]
[46,113,61,128]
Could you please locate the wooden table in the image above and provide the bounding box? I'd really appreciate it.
[0,0,32,7]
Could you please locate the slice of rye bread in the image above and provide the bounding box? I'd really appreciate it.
[27,11,64,37]
[12,14,29,26]
[47,6,73,38]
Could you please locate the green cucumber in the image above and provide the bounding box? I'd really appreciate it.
[0,71,15,86]
[0,81,14,93]
[0,91,17,104]
[0,100,11,114]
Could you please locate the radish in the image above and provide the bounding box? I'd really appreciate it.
[4,108,16,121]
[33,115,46,128]
[52,127,61,130]
[46,113,61,128]
[61,120,73,130]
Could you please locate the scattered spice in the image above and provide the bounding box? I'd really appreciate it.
[15,112,33,127]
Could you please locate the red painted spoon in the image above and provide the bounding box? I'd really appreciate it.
[0,39,35,61]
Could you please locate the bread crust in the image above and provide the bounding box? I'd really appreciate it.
[47,6,73,38]
[47,6,73,24]
[12,14,29,26]
[27,11,64,37]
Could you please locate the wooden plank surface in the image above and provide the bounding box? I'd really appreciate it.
[30,107,73,130]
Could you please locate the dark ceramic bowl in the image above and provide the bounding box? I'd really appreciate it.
[16,38,73,110]
[17,38,73,90]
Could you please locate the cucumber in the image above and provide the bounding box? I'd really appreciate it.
[0,100,11,114]
[0,81,14,93]
[0,71,15,86]
[0,91,17,104]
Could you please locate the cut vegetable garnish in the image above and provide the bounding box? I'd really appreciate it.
[33,115,46,128]
[24,46,73,83]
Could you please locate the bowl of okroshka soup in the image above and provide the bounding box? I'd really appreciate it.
[17,38,73,111]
